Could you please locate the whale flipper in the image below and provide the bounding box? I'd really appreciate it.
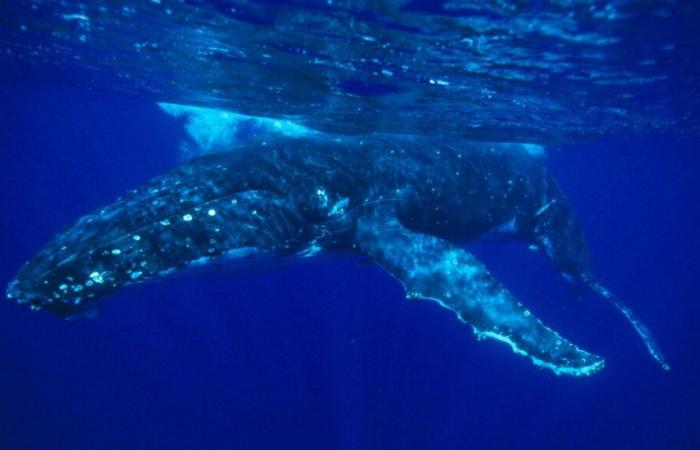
[588,281,670,371]
[524,181,669,370]
[355,211,604,376]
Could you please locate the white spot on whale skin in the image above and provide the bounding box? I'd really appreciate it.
[329,198,349,216]
[183,214,193,222]
[132,235,141,241]
[111,249,122,255]
[316,188,329,208]
[89,271,104,284]
[208,209,216,216]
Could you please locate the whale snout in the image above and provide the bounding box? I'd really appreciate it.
[6,260,65,313]
[6,275,97,318]
[5,273,58,313]
[6,248,113,317]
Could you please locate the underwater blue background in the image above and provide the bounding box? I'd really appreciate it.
[0,81,698,450]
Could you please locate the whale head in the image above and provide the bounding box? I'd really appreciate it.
[5,232,143,317]
[4,201,183,317]
[4,156,293,318]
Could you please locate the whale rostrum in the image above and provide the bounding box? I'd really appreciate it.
[6,134,668,376]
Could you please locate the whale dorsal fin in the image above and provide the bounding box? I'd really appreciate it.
[355,210,604,376]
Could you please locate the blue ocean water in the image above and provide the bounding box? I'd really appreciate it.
[1,1,699,449]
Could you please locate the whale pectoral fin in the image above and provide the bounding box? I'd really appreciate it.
[589,281,670,371]
[355,212,604,376]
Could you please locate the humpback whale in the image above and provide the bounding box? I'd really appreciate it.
[5,134,668,376]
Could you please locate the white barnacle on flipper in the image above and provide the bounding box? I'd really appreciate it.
[157,102,316,159]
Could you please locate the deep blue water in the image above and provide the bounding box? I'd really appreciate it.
[1,82,699,450]
[1,1,700,449]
